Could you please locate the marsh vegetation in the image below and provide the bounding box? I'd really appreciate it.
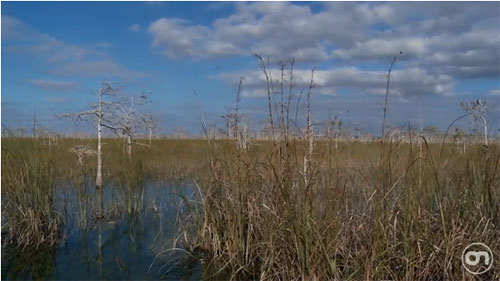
[1,133,499,280]
[2,57,500,281]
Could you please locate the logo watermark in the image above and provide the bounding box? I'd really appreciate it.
[462,242,493,275]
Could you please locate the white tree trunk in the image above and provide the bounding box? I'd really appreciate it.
[482,116,488,146]
[96,91,103,189]
[127,135,132,158]
[304,70,314,187]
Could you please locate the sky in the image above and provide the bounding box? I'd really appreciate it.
[2,1,500,137]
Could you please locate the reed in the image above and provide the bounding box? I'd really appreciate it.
[183,136,499,280]
[1,137,61,251]
[1,135,213,248]
[2,131,499,279]
[166,56,500,280]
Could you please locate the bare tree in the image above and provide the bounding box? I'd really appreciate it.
[36,127,59,148]
[141,114,159,146]
[304,69,315,187]
[16,128,26,138]
[172,127,189,139]
[423,125,442,142]
[329,115,343,149]
[452,127,466,155]
[221,111,236,139]
[461,99,490,146]
[60,82,119,189]
[69,145,96,165]
[106,94,150,158]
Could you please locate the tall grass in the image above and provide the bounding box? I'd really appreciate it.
[167,56,500,280]
[181,136,499,279]
[2,137,61,251]
[1,136,208,249]
[2,131,499,279]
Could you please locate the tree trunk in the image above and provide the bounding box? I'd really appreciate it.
[127,135,132,158]
[96,91,103,189]
[482,116,488,146]
[149,128,152,146]
[304,70,314,188]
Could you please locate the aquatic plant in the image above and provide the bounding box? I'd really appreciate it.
[2,137,61,251]
[174,56,500,280]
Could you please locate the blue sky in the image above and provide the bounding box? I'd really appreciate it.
[2,1,500,137]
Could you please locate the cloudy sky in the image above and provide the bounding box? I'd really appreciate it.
[2,1,500,136]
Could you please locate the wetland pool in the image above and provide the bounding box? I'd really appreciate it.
[2,181,202,280]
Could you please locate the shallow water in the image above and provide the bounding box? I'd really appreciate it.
[2,181,202,280]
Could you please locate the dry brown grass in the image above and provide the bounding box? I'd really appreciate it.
[181,138,500,280]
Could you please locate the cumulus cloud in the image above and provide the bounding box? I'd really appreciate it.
[147,2,499,80]
[27,79,78,92]
[332,38,428,60]
[333,28,500,78]
[148,2,379,60]
[215,67,453,98]
[149,18,241,59]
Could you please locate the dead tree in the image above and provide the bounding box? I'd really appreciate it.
[304,69,315,187]
[141,114,159,146]
[461,99,490,146]
[110,96,137,158]
[69,145,96,165]
[105,92,151,158]
[452,127,466,155]
[60,82,119,189]
[327,115,342,149]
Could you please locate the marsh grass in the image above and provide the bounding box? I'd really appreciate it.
[2,134,499,280]
[1,136,206,249]
[2,137,61,251]
[179,137,500,280]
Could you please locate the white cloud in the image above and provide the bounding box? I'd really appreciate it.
[27,79,78,92]
[332,38,428,60]
[1,16,34,40]
[149,18,242,59]
[51,61,147,79]
[148,2,380,61]
[147,2,499,80]
[215,66,453,98]
[489,89,500,96]
[129,24,141,32]
[3,16,146,79]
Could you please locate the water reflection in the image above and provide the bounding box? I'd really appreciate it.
[2,182,202,280]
